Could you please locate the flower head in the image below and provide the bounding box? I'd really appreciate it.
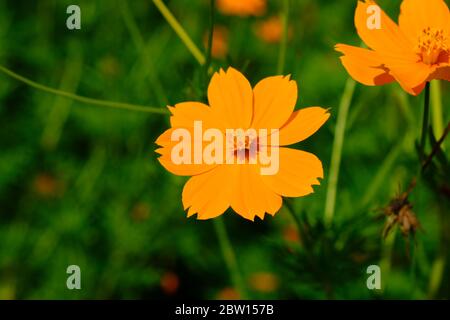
[204,26,229,59]
[217,0,266,17]
[335,0,450,95]
[257,16,293,44]
[155,67,330,221]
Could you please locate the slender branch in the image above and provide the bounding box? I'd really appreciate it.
[213,218,248,299]
[419,82,431,159]
[284,199,303,237]
[422,121,450,172]
[324,78,355,226]
[120,0,167,106]
[0,65,168,115]
[277,0,290,74]
[152,0,206,66]
[431,81,444,149]
[204,0,215,74]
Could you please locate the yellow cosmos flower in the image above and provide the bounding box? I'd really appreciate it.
[217,0,266,17]
[336,0,450,95]
[155,67,330,221]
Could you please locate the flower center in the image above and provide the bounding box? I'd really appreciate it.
[416,27,448,65]
[228,130,259,161]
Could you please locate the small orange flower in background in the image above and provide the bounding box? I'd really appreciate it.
[33,173,64,198]
[257,16,293,44]
[217,0,266,17]
[204,26,229,59]
[155,67,330,221]
[335,0,450,95]
[130,202,151,221]
[160,272,179,295]
[283,225,300,243]
[216,287,240,300]
[248,272,279,293]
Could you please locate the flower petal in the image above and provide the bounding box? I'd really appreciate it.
[156,128,217,176]
[335,44,396,86]
[381,56,436,95]
[169,102,219,129]
[276,107,330,146]
[355,0,415,57]
[252,75,298,130]
[230,165,282,221]
[208,67,253,129]
[182,165,236,220]
[260,148,323,197]
[217,0,266,17]
[184,164,282,221]
[399,0,450,43]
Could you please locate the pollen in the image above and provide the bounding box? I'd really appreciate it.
[416,27,449,65]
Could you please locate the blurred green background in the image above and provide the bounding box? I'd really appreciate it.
[0,0,449,299]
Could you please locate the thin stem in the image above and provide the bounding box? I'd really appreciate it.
[324,78,356,226]
[213,218,248,299]
[204,0,215,74]
[431,80,445,150]
[277,0,290,75]
[152,0,206,66]
[0,65,168,115]
[360,138,405,208]
[428,255,446,298]
[284,199,303,237]
[422,121,450,172]
[419,82,431,159]
[379,228,397,294]
[120,0,167,106]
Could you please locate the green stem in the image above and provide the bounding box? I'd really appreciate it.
[431,80,444,150]
[419,82,431,159]
[277,0,290,74]
[120,0,167,106]
[152,0,206,66]
[422,121,450,172]
[284,199,303,236]
[360,138,405,208]
[428,255,446,298]
[0,65,168,115]
[213,218,248,299]
[379,228,397,294]
[324,78,355,226]
[204,0,215,74]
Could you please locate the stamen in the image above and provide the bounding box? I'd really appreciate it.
[416,27,448,65]
[228,131,259,162]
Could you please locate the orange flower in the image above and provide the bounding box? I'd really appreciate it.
[217,0,266,17]
[160,272,179,295]
[155,67,330,221]
[216,287,240,299]
[248,272,279,293]
[335,0,450,95]
[204,26,229,59]
[257,16,292,44]
[33,173,64,198]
